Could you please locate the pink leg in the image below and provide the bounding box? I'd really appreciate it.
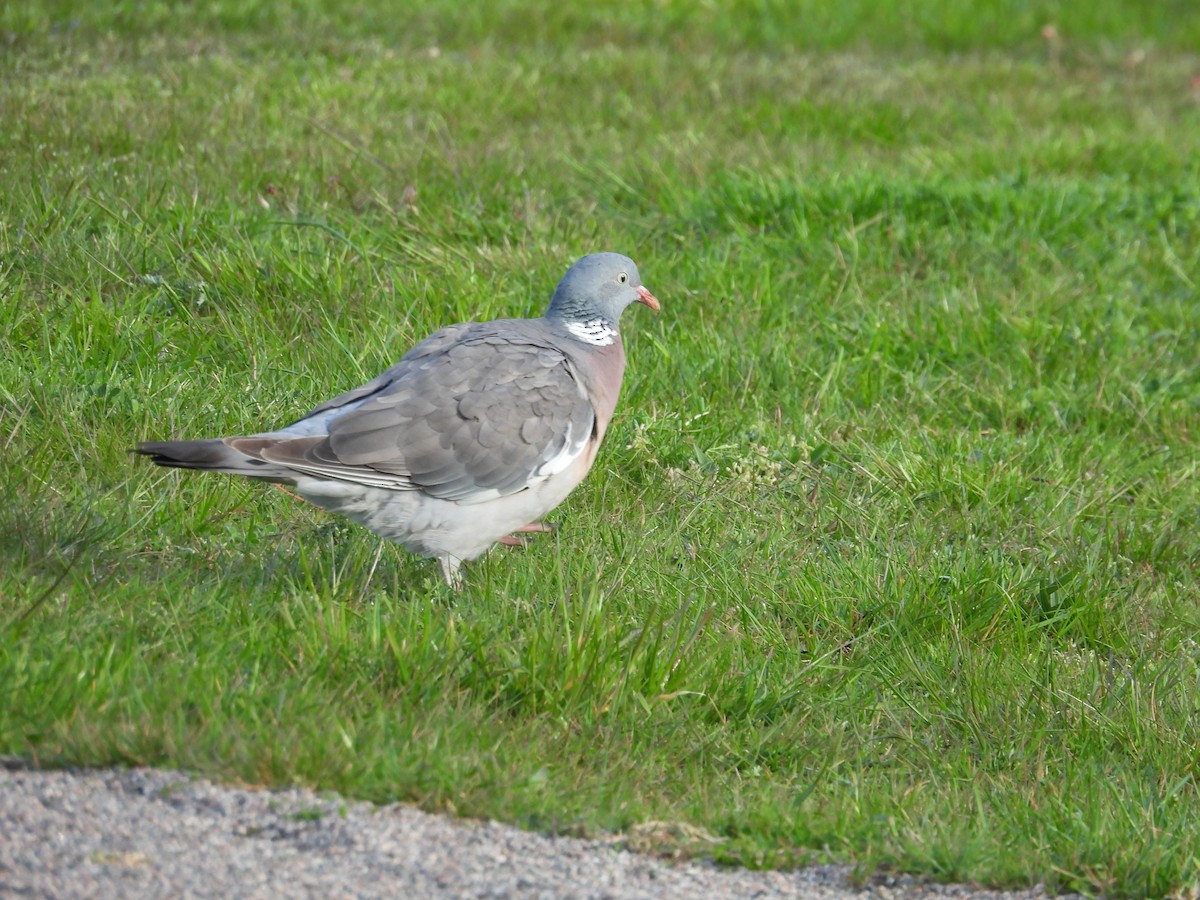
[498,522,557,549]
[273,484,304,502]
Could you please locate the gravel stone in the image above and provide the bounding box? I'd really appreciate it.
[0,765,1069,899]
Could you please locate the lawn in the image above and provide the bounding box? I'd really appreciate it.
[2,1,1199,895]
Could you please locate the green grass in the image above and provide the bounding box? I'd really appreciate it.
[3,2,1200,895]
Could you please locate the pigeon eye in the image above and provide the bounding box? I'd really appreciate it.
[618,272,628,284]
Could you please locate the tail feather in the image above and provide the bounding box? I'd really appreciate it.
[134,438,298,483]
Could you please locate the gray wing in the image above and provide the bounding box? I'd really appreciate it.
[252,328,595,503]
[291,322,475,424]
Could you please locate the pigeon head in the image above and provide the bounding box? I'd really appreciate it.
[545,253,659,345]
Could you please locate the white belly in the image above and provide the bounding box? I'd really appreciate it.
[292,458,590,564]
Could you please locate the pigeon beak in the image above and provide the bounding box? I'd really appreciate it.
[636,286,661,312]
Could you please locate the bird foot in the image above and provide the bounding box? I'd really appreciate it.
[498,521,557,549]
[438,555,464,590]
[514,521,557,534]
[272,484,304,502]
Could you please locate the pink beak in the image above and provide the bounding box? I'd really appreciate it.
[636,285,661,312]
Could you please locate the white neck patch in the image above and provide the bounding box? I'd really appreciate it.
[565,318,618,346]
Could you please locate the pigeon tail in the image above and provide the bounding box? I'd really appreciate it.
[134,439,297,482]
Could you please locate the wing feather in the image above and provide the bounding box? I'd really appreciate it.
[262,324,595,503]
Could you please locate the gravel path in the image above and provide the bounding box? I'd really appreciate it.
[1,764,1063,899]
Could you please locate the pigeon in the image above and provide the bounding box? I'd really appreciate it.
[136,252,660,587]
